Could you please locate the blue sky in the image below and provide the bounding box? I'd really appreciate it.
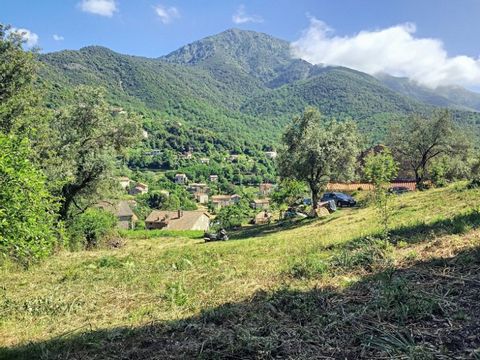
[2,0,480,88]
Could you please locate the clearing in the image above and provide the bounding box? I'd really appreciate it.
[1,183,480,359]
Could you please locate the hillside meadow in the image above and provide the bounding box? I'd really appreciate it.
[1,183,480,359]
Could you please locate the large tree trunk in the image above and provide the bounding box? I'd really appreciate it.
[310,182,320,217]
[414,168,422,186]
[59,197,72,221]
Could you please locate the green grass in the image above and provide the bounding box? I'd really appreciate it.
[118,229,204,239]
[1,182,480,358]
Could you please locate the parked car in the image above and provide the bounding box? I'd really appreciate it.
[388,186,410,195]
[321,192,356,207]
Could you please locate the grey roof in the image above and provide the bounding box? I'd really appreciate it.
[97,200,135,218]
[145,210,210,230]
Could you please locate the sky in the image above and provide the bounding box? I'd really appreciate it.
[2,0,480,89]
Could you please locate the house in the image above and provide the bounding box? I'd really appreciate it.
[209,174,219,182]
[199,157,210,164]
[211,195,233,208]
[253,210,272,225]
[188,183,209,194]
[211,194,241,209]
[259,183,274,196]
[175,173,188,185]
[194,192,209,204]
[97,200,138,229]
[228,154,240,162]
[179,151,193,160]
[129,182,148,195]
[118,176,131,190]
[250,198,270,210]
[145,210,210,231]
[264,151,277,159]
[159,190,170,197]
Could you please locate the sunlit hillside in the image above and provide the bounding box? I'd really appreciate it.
[2,183,479,359]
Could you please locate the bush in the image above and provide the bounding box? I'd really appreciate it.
[331,237,393,272]
[0,136,59,266]
[288,256,329,279]
[467,178,480,189]
[214,200,252,230]
[68,208,117,250]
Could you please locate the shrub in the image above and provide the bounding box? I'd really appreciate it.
[374,277,442,323]
[467,178,480,189]
[68,208,117,249]
[0,136,58,266]
[288,256,329,279]
[331,237,394,272]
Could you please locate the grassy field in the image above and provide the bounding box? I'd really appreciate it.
[1,183,480,359]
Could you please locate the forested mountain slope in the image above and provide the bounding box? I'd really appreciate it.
[38,28,480,148]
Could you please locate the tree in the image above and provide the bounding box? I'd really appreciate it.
[387,110,457,186]
[144,190,169,209]
[68,208,117,250]
[214,200,251,230]
[364,147,398,188]
[44,86,140,220]
[0,135,58,265]
[0,24,38,135]
[278,107,360,215]
[271,179,306,209]
[364,147,398,239]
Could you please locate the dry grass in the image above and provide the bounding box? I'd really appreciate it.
[1,182,480,358]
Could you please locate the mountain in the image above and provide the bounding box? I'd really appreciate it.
[377,73,480,112]
[37,29,480,150]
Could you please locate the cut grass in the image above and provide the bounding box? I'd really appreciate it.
[1,182,480,358]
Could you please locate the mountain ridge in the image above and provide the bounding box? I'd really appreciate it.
[37,28,480,148]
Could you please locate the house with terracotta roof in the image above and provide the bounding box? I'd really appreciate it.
[145,210,210,231]
[188,183,209,194]
[259,183,274,196]
[250,198,270,210]
[129,182,148,195]
[252,210,272,225]
[211,194,241,209]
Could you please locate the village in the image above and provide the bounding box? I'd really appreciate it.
[102,146,418,235]
[107,169,277,232]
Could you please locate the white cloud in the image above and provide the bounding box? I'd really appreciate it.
[291,17,480,88]
[10,27,39,48]
[53,34,64,41]
[79,0,117,17]
[154,4,180,24]
[232,4,263,24]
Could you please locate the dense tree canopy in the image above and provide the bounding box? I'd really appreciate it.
[0,135,58,264]
[44,86,141,220]
[387,111,458,185]
[278,107,360,213]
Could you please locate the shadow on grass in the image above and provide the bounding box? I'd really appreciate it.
[325,210,480,252]
[390,210,480,243]
[3,245,479,359]
[228,217,318,241]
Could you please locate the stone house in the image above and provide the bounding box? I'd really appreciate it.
[175,173,188,185]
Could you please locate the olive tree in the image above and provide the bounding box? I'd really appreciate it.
[44,86,141,220]
[278,107,360,215]
[387,110,457,186]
